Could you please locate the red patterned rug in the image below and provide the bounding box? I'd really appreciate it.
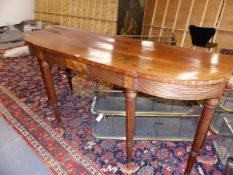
[0,53,224,174]
[0,84,102,175]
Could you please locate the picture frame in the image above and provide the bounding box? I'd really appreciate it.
[117,0,146,37]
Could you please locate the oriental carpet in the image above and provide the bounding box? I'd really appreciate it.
[0,54,224,174]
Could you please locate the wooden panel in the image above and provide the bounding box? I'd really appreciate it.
[134,77,222,100]
[62,0,71,15]
[164,0,179,29]
[113,22,117,35]
[82,0,89,30]
[75,0,82,28]
[34,0,117,33]
[106,22,114,35]
[173,30,184,47]
[47,0,54,23]
[215,31,233,50]
[61,0,70,26]
[76,18,81,28]
[48,0,55,13]
[109,0,118,21]
[153,0,167,27]
[46,14,54,23]
[142,26,150,36]
[97,0,109,33]
[189,0,205,26]
[92,20,99,32]
[176,0,193,30]
[40,14,47,22]
[54,0,62,14]
[100,21,108,34]
[54,15,62,25]
[70,17,76,27]
[151,27,160,37]
[150,28,175,42]
[42,51,87,73]
[219,0,233,31]
[202,0,220,27]
[86,0,93,31]
[54,0,62,24]
[35,0,41,12]
[88,66,124,87]
[35,13,41,21]
[162,28,172,38]
[89,0,96,31]
[40,0,48,12]
[76,0,83,17]
[183,31,192,48]
[35,0,41,20]
[61,16,70,26]
[88,0,95,18]
[101,0,109,20]
[95,0,103,20]
[70,0,77,16]
[82,0,88,18]
[143,0,156,26]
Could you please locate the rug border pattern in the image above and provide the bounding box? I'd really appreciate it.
[0,84,103,175]
[0,102,70,174]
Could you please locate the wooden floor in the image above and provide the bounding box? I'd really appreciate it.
[0,116,51,175]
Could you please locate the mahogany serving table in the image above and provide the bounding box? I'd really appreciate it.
[25,26,233,174]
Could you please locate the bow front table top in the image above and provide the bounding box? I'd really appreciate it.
[25,26,233,174]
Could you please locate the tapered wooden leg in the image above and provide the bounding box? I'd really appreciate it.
[65,68,73,93]
[125,89,137,167]
[37,54,62,126]
[37,57,52,103]
[184,98,219,174]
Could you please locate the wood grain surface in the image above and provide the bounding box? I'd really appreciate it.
[25,26,233,83]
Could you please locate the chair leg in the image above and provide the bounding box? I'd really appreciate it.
[191,45,195,49]
[65,68,73,94]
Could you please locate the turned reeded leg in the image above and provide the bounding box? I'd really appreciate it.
[65,68,73,93]
[184,98,219,174]
[37,52,62,125]
[125,89,137,167]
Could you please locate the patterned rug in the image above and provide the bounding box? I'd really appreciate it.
[0,55,224,174]
[0,85,101,175]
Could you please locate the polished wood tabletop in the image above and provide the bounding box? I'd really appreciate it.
[25,26,233,174]
[25,26,233,83]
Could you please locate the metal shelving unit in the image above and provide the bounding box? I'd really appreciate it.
[214,115,233,165]
[92,89,201,141]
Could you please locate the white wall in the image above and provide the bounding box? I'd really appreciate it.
[0,0,34,27]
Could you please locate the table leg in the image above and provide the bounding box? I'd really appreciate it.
[37,57,51,103]
[37,56,62,126]
[125,89,137,167]
[184,98,219,174]
[65,68,73,93]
